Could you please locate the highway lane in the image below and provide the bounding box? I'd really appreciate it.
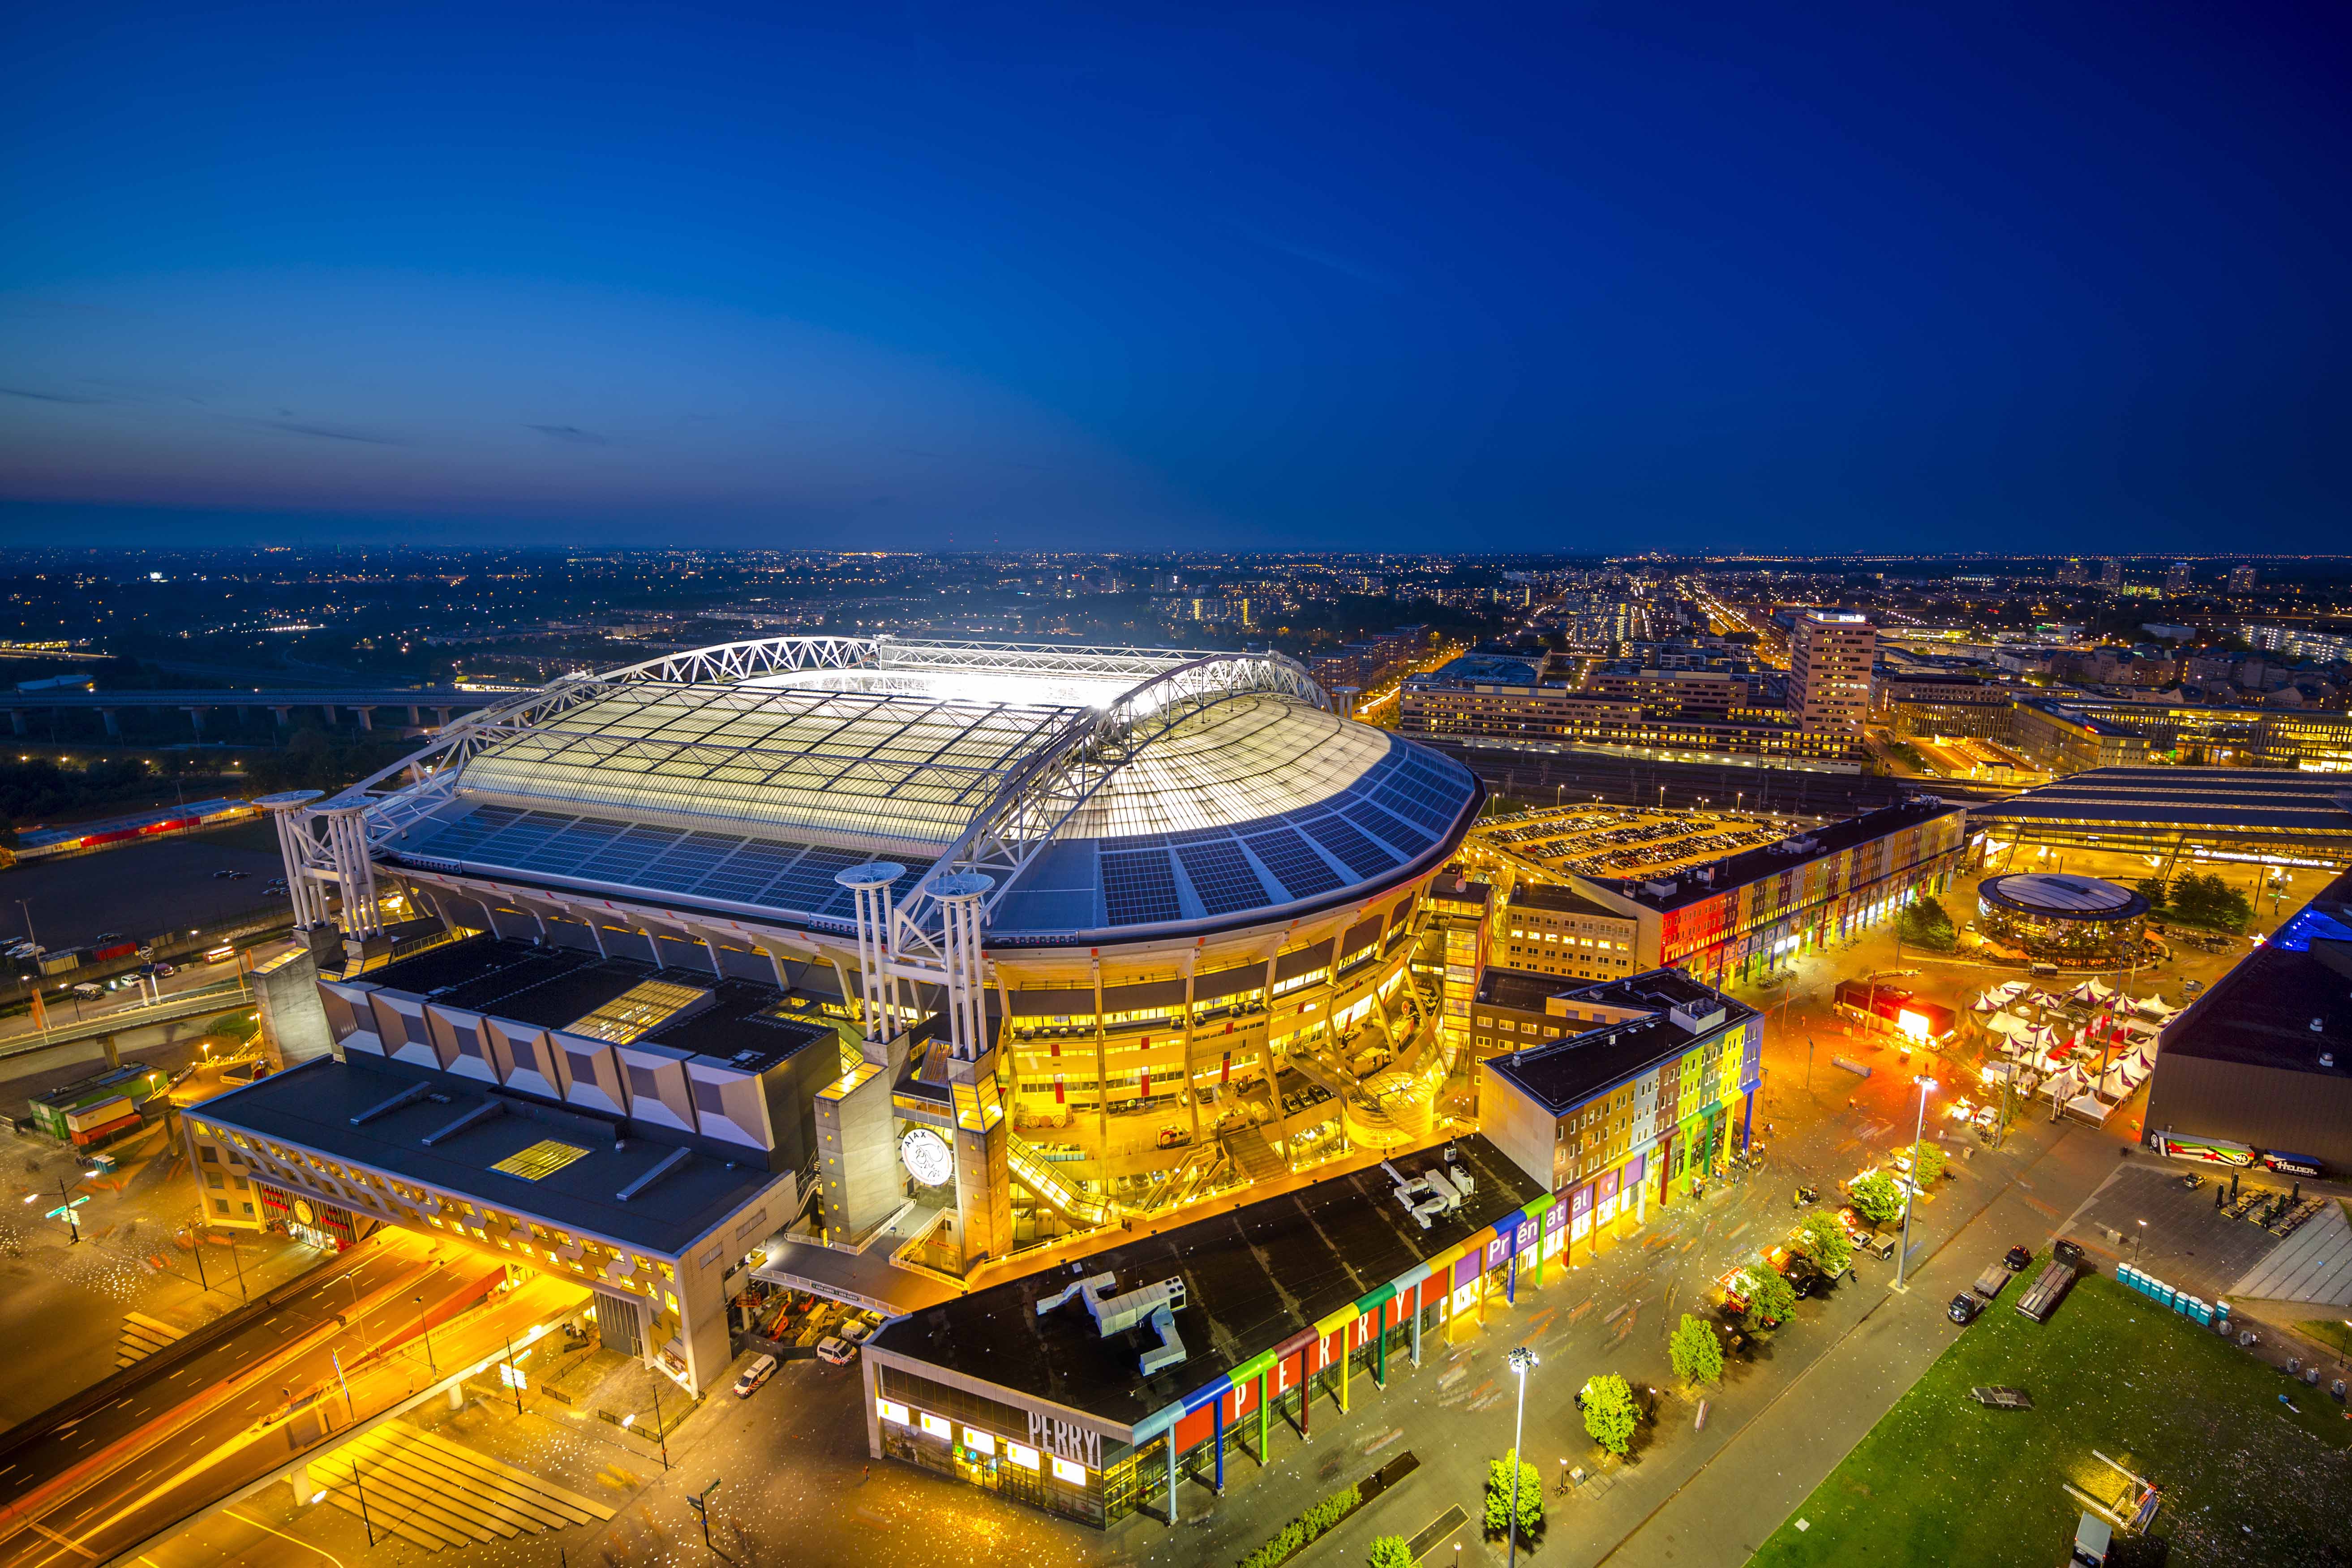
[13,1273,583,1568]
[0,1238,497,1555]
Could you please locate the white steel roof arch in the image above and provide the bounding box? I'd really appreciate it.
[330,639,1338,928]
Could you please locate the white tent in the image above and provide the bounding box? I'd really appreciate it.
[2125,1043,2156,1074]
[2097,1062,2135,1100]
[2041,1065,2089,1104]
[2069,979,2116,1005]
[1979,1061,2019,1085]
[1985,1013,2028,1039]
[2120,1017,2161,1040]
[2064,1092,2114,1124]
[1985,979,2030,1005]
[2136,996,2180,1020]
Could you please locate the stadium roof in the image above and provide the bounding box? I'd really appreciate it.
[349,636,1482,945]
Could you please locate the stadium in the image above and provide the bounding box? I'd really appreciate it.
[266,635,1486,1314]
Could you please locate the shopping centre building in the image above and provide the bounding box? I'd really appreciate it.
[213,636,1489,1391]
[860,1135,1549,1528]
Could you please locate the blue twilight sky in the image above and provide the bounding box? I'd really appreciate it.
[3,1,2347,553]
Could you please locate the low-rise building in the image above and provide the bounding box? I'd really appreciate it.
[1494,882,1639,984]
[184,936,846,1393]
[1479,968,1760,1241]
[861,1135,1549,1528]
[2009,699,2152,775]
[2143,869,2352,1177]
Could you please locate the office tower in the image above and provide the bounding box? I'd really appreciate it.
[2099,559,2123,586]
[1787,612,1876,734]
[2166,561,2193,595]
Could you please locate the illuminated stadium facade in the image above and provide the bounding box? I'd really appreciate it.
[245,637,1486,1346]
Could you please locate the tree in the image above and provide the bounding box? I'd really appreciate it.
[1896,896,1957,953]
[1669,1313,1724,1386]
[1737,1266,1798,1331]
[2168,873,2251,933]
[1909,1140,1949,1187]
[2133,876,2171,911]
[1484,1451,1544,1541]
[1367,1539,1419,1568]
[1794,1211,1854,1277]
[1848,1169,1905,1229]
[1580,1374,1639,1455]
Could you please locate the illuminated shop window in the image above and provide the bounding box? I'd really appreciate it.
[1050,1456,1087,1485]
[919,1413,952,1441]
[878,1400,910,1425]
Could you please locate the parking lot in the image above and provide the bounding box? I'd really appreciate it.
[3,819,287,954]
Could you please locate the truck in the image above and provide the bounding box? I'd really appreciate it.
[1972,1262,2013,1302]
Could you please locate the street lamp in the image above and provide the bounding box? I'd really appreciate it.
[1893,1075,1936,1292]
[415,1294,436,1375]
[1505,1345,1537,1568]
[2134,1219,2147,1272]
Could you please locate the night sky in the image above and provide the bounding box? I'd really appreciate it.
[4,3,2346,552]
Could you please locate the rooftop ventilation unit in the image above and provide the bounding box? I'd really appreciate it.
[1037,1271,1190,1377]
[1384,1159,1472,1229]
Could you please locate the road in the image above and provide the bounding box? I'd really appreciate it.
[0,1236,509,1568]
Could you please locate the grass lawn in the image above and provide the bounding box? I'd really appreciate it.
[2298,1319,2352,1361]
[1748,1263,2352,1568]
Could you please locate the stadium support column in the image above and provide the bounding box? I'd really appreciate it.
[935,873,1013,1273]
[318,803,382,945]
[835,863,908,1068]
[258,790,329,933]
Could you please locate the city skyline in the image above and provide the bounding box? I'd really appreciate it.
[7,2,2349,553]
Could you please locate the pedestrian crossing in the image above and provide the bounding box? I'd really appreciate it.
[116,1311,186,1369]
[305,1422,616,1550]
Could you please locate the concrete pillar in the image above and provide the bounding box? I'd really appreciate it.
[8,711,21,735]
[433,707,452,726]
[182,707,206,736]
[352,707,373,731]
[271,707,291,727]
[100,1034,119,1069]
[100,709,120,737]
[321,704,336,725]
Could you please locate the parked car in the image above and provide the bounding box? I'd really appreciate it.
[1156,1126,1191,1149]
[838,1317,878,1344]
[1948,1292,1983,1325]
[2004,1245,2034,1272]
[732,1353,778,1397]
[815,1336,857,1366]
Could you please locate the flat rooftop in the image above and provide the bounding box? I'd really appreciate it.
[2156,869,2352,1082]
[193,1051,787,1255]
[1485,970,1756,1114]
[357,937,838,1073]
[1477,965,1581,1012]
[1508,882,1627,920]
[868,1135,1545,1429]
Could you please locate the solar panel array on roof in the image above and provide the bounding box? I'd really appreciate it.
[1298,813,1395,879]
[390,803,920,920]
[1241,825,1345,900]
[1174,838,1271,916]
[1100,849,1183,926]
